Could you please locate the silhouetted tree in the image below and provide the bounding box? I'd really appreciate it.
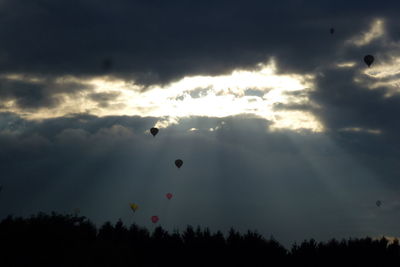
[1,212,399,266]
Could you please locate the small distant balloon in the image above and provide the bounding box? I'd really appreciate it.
[166,193,173,200]
[330,28,335,34]
[130,203,139,212]
[102,58,113,71]
[364,55,374,67]
[151,216,159,223]
[175,159,183,168]
[376,200,382,207]
[150,127,159,137]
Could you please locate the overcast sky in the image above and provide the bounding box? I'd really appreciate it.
[1,0,400,247]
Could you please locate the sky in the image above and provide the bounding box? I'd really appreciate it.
[1,0,400,247]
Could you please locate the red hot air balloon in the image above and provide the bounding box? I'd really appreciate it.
[151,216,159,223]
[175,159,183,168]
[166,193,173,200]
[150,127,159,137]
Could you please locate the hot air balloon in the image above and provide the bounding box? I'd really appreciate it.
[102,58,113,71]
[130,203,139,212]
[376,200,382,207]
[166,193,173,200]
[151,216,159,223]
[150,127,159,137]
[364,55,374,67]
[330,28,335,34]
[175,159,183,168]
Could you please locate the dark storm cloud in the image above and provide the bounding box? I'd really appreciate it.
[0,77,92,110]
[300,63,400,186]
[273,102,313,111]
[311,67,400,138]
[18,113,155,139]
[1,0,399,136]
[1,0,399,86]
[0,78,57,109]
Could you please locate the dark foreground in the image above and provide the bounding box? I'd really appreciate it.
[0,212,399,266]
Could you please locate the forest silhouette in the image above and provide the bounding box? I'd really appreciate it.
[0,212,399,266]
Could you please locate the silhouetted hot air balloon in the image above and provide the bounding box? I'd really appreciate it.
[330,28,335,34]
[130,203,139,212]
[175,159,183,168]
[364,55,374,67]
[151,216,159,223]
[166,193,173,200]
[376,200,382,207]
[102,58,113,71]
[150,127,159,137]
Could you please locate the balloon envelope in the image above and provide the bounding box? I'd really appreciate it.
[166,193,173,200]
[175,159,183,168]
[364,55,374,67]
[376,200,382,207]
[102,58,113,71]
[130,203,139,212]
[150,127,159,137]
[151,216,159,223]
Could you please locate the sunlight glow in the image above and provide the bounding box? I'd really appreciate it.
[0,60,323,132]
[356,56,400,97]
[339,127,382,135]
[336,62,356,68]
[347,19,385,47]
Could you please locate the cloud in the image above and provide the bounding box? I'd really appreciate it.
[339,127,381,135]
[0,0,399,136]
[0,62,322,132]
[0,75,92,111]
[347,19,385,47]
[1,0,399,86]
[88,91,121,108]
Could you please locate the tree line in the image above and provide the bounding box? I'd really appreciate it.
[0,212,399,266]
